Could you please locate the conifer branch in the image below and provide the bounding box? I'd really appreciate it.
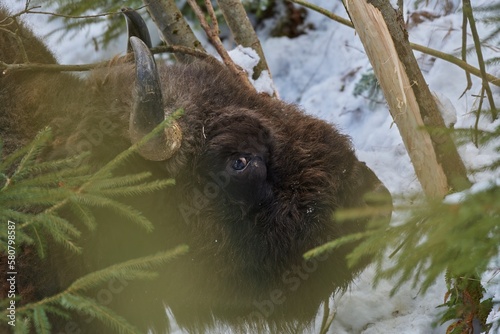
[68,245,188,292]
[33,307,51,334]
[14,246,188,309]
[17,110,182,233]
[12,245,188,331]
[70,193,154,232]
[68,201,97,231]
[60,294,140,334]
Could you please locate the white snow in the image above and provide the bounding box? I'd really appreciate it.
[6,0,500,332]
[444,178,500,205]
[228,45,276,95]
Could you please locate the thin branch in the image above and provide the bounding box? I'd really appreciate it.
[459,7,472,98]
[473,86,485,148]
[205,0,219,33]
[186,0,226,61]
[463,0,497,119]
[289,0,354,28]
[0,25,29,63]
[186,0,255,91]
[0,45,212,74]
[0,60,102,74]
[150,44,211,60]
[4,4,135,22]
[26,8,133,20]
[409,42,500,87]
[288,0,500,88]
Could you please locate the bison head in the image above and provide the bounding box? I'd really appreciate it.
[118,16,392,329]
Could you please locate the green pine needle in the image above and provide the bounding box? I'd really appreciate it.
[68,245,189,292]
[85,172,153,191]
[33,307,51,334]
[9,128,53,183]
[69,193,154,232]
[13,316,31,334]
[59,294,141,334]
[68,201,97,231]
[96,178,175,197]
[0,128,52,175]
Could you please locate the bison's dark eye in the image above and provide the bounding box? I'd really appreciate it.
[232,157,248,170]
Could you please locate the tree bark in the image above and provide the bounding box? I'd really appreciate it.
[143,0,205,63]
[343,0,471,198]
[216,0,270,80]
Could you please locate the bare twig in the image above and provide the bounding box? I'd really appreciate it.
[473,86,485,148]
[459,7,472,98]
[409,43,500,87]
[186,0,255,91]
[0,25,29,63]
[289,0,354,28]
[24,9,126,20]
[0,45,212,74]
[463,0,497,120]
[288,0,500,88]
[150,45,210,60]
[4,4,130,21]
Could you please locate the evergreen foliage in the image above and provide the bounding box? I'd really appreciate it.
[5,0,499,332]
[0,113,189,332]
[36,0,142,49]
[473,3,500,48]
[305,124,500,331]
[242,0,274,18]
[5,245,188,334]
[353,71,384,109]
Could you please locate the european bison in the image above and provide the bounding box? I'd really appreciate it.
[0,5,391,333]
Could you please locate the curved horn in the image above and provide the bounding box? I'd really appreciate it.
[122,8,152,53]
[129,36,182,161]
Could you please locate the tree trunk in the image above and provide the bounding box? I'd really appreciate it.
[143,0,205,63]
[343,0,471,199]
[216,0,270,80]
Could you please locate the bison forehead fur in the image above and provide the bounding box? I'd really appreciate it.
[0,6,391,333]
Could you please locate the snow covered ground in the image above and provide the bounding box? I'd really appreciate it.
[7,0,500,332]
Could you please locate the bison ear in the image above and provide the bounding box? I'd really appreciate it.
[122,8,152,53]
[129,36,182,161]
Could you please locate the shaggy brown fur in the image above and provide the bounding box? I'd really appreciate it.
[0,6,391,333]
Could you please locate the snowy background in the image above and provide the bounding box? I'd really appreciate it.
[6,0,500,333]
